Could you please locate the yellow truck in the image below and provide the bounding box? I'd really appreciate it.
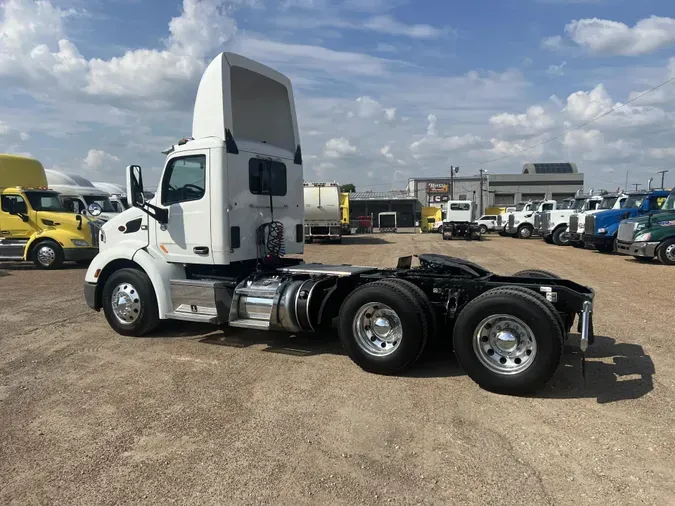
[421,206,442,232]
[0,154,99,269]
[340,192,351,235]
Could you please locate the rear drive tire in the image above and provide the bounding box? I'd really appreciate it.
[656,238,675,265]
[338,281,428,374]
[512,269,574,332]
[377,278,437,345]
[453,287,563,395]
[552,227,570,246]
[31,240,64,270]
[102,268,160,337]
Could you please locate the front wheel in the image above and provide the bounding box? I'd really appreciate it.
[338,281,428,374]
[453,287,563,395]
[552,227,570,246]
[517,225,533,239]
[595,240,615,254]
[657,238,675,265]
[102,268,160,336]
[31,240,64,270]
[479,225,488,234]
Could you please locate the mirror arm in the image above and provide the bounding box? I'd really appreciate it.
[138,201,168,225]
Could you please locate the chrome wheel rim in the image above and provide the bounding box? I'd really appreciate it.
[520,228,531,238]
[37,246,56,266]
[665,244,675,262]
[473,314,537,375]
[111,282,141,324]
[353,302,402,357]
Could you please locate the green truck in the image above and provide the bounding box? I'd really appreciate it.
[616,187,675,264]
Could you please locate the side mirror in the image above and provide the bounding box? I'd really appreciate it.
[88,202,102,216]
[7,199,17,215]
[126,164,145,208]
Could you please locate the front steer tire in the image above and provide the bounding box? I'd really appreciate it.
[31,240,64,270]
[453,287,563,395]
[338,281,428,375]
[102,268,160,337]
[656,238,675,265]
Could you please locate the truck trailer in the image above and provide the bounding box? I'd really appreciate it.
[303,182,342,243]
[82,52,596,395]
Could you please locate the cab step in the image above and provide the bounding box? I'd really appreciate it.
[165,311,218,324]
[228,319,271,330]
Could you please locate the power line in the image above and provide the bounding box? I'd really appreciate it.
[349,72,675,189]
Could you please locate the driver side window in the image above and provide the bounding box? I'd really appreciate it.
[1,195,27,214]
[162,155,206,206]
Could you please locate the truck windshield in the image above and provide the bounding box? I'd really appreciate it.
[25,191,68,212]
[573,199,586,210]
[558,200,573,210]
[662,191,675,211]
[624,194,646,209]
[83,195,116,213]
[582,200,600,212]
[600,197,617,209]
[515,203,526,211]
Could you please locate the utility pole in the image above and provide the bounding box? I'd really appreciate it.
[625,169,629,193]
[450,166,454,200]
[479,169,486,215]
[657,169,669,189]
[631,183,642,192]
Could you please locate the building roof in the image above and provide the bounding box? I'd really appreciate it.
[350,191,417,201]
[522,163,578,174]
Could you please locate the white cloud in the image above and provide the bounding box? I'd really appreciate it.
[489,106,555,136]
[563,129,637,161]
[19,132,30,141]
[410,114,487,158]
[380,144,405,165]
[565,16,675,56]
[564,84,613,122]
[362,15,447,39]
[547,61,567,76]
[353,96,397,124]
[627,58,675,106]
[375,42,398,53]
[0,122,11,135]
[649,147,675,160]
[324,137,357,158]
[83,149,121,172]
[541,35,566,51]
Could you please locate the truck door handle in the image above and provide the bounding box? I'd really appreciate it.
[193,246,209,255]
[1,231,9,235]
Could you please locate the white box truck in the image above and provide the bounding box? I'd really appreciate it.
[303,182,342,243]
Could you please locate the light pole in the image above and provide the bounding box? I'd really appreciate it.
[450,166,459,199]
[657,169,670,189]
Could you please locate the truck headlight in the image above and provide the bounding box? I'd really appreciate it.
[71,239,89,247]
[598,228,607,234]
[635,232,651,242]
[513,220,520,225]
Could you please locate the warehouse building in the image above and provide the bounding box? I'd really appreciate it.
[406,163,583,215]
[348,190,420,227]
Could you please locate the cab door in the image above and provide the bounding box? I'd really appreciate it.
[0,194,33,239]
[154,150,213,264]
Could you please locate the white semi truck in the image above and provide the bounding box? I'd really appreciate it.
[93,182,129,213]
[81,51,597,395]
[46,170,120,223]
[505,199,559,239]
[537,195,589,246]
[497,201,535,236]
[567,193,627,248]
[441,200,481,240]
[303,182,342,243]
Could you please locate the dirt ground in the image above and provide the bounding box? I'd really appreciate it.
[1,233,673,506]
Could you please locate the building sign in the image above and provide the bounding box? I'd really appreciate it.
[429,194,450,203]
[427,182,449,193]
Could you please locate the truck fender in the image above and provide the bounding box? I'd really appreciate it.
[85,246,183,318]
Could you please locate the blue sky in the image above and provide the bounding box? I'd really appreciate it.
[1,0,674,191]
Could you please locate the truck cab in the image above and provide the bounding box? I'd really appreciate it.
[539,196,587,246]
[0,155,99,269]
[506,199,556,239]
[583,190,669,253]
[46,171,121,224]
[615,188,675,263]
[497,201,530,236]
[441,200,481,240]
[567,194,615,247]
[93,182,130,213]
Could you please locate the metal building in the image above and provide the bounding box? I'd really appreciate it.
[406,162,584,215]
[348,191,420,228]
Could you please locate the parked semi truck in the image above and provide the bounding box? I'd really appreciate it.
[497,201,534,236]
[46,170,120,224]
[566,194,610,248]
[0,154,99,268]
[303,182,341,243]
[583,190,669,252]
[82,51,596,395]
[536,195,588,245]
[421,206,442,233]
[616,187,675,264]
[441,200,481,240]
[339,192,351,235]
[93,182,129,213]
[505,199,559,239]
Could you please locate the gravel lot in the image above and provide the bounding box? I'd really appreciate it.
[1,233,673,505]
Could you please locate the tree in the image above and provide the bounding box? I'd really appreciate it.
[340,183,356,193]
